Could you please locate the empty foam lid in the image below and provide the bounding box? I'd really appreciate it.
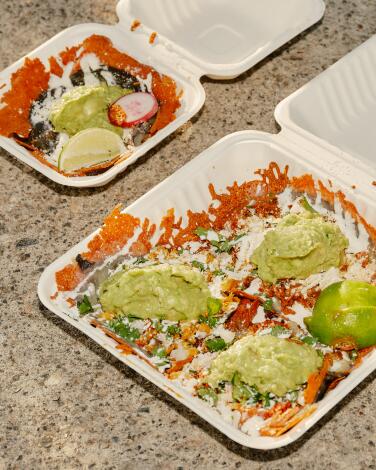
[275,35,376,174]
[117,0,325,79]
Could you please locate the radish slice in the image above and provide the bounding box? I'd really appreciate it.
[108,92,158,128]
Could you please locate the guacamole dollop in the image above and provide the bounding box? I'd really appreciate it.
[99,264,211,321]
[206,335,322,396]
[251,212,348,283]
[50,85,131,136]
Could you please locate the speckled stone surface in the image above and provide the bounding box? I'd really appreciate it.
[1,1,376,469]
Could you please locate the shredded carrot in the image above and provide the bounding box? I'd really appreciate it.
[167,356,193,375]
[353,346,376,369]
[260,405,316,437]
[304,354,333,404]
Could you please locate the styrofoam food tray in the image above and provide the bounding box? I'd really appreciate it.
[0,0,325,187]
[38,129,376,449]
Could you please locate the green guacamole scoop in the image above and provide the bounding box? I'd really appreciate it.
[304,280,376,349]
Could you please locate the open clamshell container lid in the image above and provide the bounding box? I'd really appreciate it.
[0,0,325,187]
[275,35,376,178]
[117,0,326,79]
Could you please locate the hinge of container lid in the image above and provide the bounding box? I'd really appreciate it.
[276,127,376,194]
[114,18,204,80]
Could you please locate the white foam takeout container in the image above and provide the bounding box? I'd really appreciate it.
[39,35,376,449]
[0,0,325,187]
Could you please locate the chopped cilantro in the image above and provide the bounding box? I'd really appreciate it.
[197,386,218,406]
[231,372,261,403]
[198,314,218,328]
[194,227,209,237]
[177,247,184,255]
[301,335,318,346]
[77,295,93,316]
[152,346,167,358]
[153,319,164,332]
[192,260,205,271]
[262,392,273,408]
[270,325,289,337]
[207,297,222,316]
[300,196,317,214]
[133,256,147,265]
[212,269,225,277]
[263,298,274,312]
[210,239,232,254]
[199,298,223,328]
[349,350,359,361]
[108,319,140,342]
[205,337,226,352]
[167,324,181,336]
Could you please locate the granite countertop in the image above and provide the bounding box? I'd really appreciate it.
[1,1,375,468]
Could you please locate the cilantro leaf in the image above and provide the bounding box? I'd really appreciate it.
[77,295,93,316]
[212,269,225,277]
[205,337,226,352]
[133,256,147,265]
[167,324,181,336]
[108,319,140,342]
[231,372,261,403]
[270,325,289,337]
[197,386,218,406]
[194,227,209,237]
[207,297,222,316]
[300,196,317,214]
[192,260,205,271]
[198,314,218,328]
[262,298,274,312]
[301,335,318,346]
[210,239,232,253]
[152,346,167,358]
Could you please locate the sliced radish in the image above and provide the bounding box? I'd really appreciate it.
[108,92,158,128]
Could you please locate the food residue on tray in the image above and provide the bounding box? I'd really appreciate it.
[51,162,376,438]
[0,34,181,176]
[130,19,141,31]
[149,32,158,44]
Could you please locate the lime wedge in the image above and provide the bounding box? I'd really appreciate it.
[58,128,126,172]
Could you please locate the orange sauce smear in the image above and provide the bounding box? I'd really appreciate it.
[55,162,376,292]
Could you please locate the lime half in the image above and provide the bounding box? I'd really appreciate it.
[58,128,126,172]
